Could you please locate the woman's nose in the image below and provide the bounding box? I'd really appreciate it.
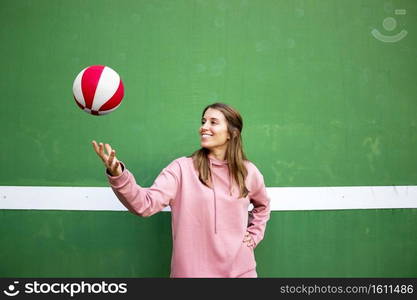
[201,123,210,131]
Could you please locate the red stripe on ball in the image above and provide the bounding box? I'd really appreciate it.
[99,79,124,112]
[81,65,105,110]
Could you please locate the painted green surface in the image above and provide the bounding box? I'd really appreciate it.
[1,209,416,277]
[0,0,416,187]
[0,210,172,277]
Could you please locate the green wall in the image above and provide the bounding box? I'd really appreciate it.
[1,209,416,277]
[1,0,416,277]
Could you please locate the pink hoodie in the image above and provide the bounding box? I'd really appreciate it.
[106,156,270,278]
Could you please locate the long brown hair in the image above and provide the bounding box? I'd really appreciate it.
[190,103,249,198]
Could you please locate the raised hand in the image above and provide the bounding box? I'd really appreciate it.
[92,140,123,176]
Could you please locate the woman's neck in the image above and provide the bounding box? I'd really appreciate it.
[208,150,226,161]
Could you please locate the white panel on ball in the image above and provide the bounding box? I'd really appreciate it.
[91,66,120,111]
[72,67,87,107]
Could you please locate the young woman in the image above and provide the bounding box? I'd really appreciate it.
[92,102,270,278]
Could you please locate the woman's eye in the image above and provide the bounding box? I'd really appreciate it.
[201,120,217,125]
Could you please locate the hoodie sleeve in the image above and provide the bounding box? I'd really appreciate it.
[106,160,180,217]
[246,164,271,248]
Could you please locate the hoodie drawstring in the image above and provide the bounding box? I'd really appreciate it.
[210,160,217,234]
[209,158,233,235]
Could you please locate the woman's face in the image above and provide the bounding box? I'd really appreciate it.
[199,108,230,152]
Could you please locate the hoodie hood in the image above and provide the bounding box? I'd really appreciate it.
[208,156,228,166]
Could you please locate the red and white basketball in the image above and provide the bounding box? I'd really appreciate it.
[72,65,124,115]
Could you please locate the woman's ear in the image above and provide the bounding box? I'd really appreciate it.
[228,128,238,140]
[232,129,239,138]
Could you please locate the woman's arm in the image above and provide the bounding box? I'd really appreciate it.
[246,167,271,248]
[92,140,179,217]
[107,160,180,217]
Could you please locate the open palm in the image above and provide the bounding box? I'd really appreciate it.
[92,140,122,176]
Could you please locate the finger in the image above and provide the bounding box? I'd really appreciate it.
[102,143,111,159]
[249,238,255,247]
[98,142,105,156]
[112,160,120,173]
[243,232,254,244]
[105,143,113,156]
[92,140,102,157]
[92,141,106,162]
[107,149,116,168]
[92,140,99,153]
[109,158,120,174]
[244,238,253,247]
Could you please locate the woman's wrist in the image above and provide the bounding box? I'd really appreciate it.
[107,164,123,177]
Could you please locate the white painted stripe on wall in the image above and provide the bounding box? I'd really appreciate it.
[267,186,417,210]
[0,186,416,211]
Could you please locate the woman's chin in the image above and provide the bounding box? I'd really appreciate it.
[200,143,211,149]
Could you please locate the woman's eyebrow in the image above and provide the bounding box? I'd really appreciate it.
[202,117,220,121]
